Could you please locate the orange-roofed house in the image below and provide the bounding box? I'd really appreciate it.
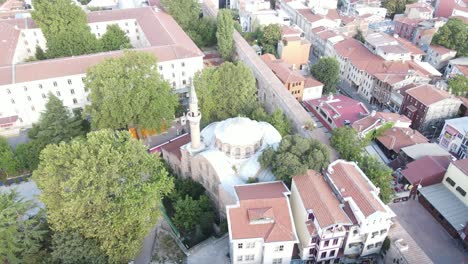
[227,182,298,264]
[425,45,457,70]
[352,110,412,138]
[325,160,395,257]
[277,25,311,69]
[290,170,352,262]
[376,126,429,159]
[400,84,462,137]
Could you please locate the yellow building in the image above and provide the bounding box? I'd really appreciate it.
[277,26,311,69]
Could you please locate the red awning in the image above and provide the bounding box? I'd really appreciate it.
[0,115,18,126]
[445,125,458,136]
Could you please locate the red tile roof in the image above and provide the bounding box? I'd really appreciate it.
[261,54,305,83]
[327,161,386,217]
[429,45,456,55]
[377,127,429,153]
[307,94,369,128]
[401,155,452,186]
[0,21,21,66]
[159,134,190,160]
[281,25,301,37]
[228,182,297,243]
[406,84,453,106]
[453,158,468,175]
[352,112,411,133]
[304,76,322,88]
[293,170,351,230]
[0,115,18,125]
[0,7,203,85]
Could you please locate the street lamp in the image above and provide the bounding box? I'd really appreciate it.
[431,125,438,142]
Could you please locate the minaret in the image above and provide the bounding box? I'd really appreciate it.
[187,85,203,151]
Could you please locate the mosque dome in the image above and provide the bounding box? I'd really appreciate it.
[213,117,264,159]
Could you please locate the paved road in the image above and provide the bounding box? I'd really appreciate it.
[187,235,230,264]
[390,199,468,264]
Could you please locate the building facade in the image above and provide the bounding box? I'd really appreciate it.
[425,45,457,70]
[438,117,468,159]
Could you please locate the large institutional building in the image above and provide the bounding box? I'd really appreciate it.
[0,7,204,135]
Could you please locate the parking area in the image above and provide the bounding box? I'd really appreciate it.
[390,199,468,264]
[187,235,230,264]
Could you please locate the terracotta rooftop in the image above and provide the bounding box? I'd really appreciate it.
[228,182,297,243]
[0,7,203,84]
[158,134,190,160]
[352,112,411,133]
[327,161,387,217]
[429,45,456,55]
[304,76,323,88]
[307,94,369,128]
[297,8,340,23]
[334,38,384,74]
[453,158,468,176]
[401,155,452,186]
[377,127,428,153]
[281,25,301,37]
[406,84,453,106]
[406,2,434,13]
[293,170,352,230]
[0,115,18,125]
[261,54,305,83]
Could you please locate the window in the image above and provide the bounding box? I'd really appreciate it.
[27,96,31,101]
[333,239,338,245]
[53,81,57,87]
[126,30,129,34]
[70,89,75,94]
[367,244,374,249]
[27,48,31,53]
[320,252,327,258]
[6,89,10,94]
[73,98,78,104]
[238,243,243,249]
[182,71,185,76]
[135,28,139,33]
[182,80,186,85]
[237,256,243,261]
[272,258,282,264]
[11,99,15,104]
[246,242,255,249]
[31,106,35,111]
[371,231,379,238]
[19,118,23,123]
[81,77,85,82]
[56,91,61,96]
[68,79,72,85]
[171,64,174,68]
[446,177,456,187]
[38,84,43,89]
[274,245,284,252]
[245,255,254,261]
[329,250,335,257]
[23,86,27,91]
[380,229,387,235]
[308,212,315,221]
[456,186,466,197]
[182,62,185,67]
[311,236,318,243]
[137,36,140,40]
[324,240,329,247]
[42,93,46,99]
[172,73,175,78]
[376,242,383,247]
[159,65,163,71]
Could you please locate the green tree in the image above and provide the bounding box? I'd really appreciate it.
[51,230,108,264]
[100,24,132,51]
[0,137,17,177]
[217,9,235,60]
[331,127,366,161]
[35,46,46,60]
[194,62,257,124]
[249,105,291,136]
[0,191,48,264]
[310,57,340,94]
[259,135,330,184]
[353,29,365,43]
[448,75,468,97]
[172,195,214,232]
[161,0,201,30]
[383,0,417,18]
[191,17,217,47]
[14,141,42,172]
[358,156,393,203]
[32,0,101,58]
[432,18,468,57]
[259,24,281,53]
[33,130,174,262]
[84,51,178,137]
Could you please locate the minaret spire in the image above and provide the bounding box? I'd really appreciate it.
[187,86,202,150]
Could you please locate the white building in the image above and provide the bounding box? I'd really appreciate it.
[0,7,204,135]
[445,57,468,78]
[452,0,468,18]
[425,45,457,70]
[290,170,352,262]
[227,182,298,264]
[404,2,434,19]
[438,117,468,159]
[325,160,395,258]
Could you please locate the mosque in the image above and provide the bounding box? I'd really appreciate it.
[161,87,282,217]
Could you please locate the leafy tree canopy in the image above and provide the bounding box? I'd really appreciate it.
[217,9,235,60]
[310,57,340,94]
[161,0,201,30]
[100,24,132,51]
[172,195,214,232]
[0,191,48,264]
[259,24,281,51]
[250,106,291,136]
[331,127,367,161]
[259,135,330,184]
[448,75,468,97]
[432,18,468,57]
[51,229,108,264]
[84,51,178,135]
[358,156,393,203]
[33,130,174,262]
[0,137,17,177]
[383,0,417,18]
[194,61,257,124]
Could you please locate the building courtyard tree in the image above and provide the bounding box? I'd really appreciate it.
[310,57,340,94]
[216,9,235,60]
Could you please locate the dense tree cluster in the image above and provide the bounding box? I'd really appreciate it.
[217,9,235,60]
[0,137,17,179]
[331,127,393,203]
[432,18,468,57]
[448,75,468,97]
[310,57,340,94]
[84,51,178,137]
[33,130,174,262]
[32,0,131,60]
[250,106,292,136]
[161,0,217,48]
[260,135,330,185]
[259,24,282,55]
[382,0,417,18]
[194,61,257,125]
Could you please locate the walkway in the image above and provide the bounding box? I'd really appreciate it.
[133,225,158,264]
[187,235,230,264]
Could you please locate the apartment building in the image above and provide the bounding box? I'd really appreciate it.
[290,170,352,262]
[376,127,429,160]
[445,57,468,78]
[0,7,204,135]
[425,45,457,70]
[404,2,434,19]
[400,84,462,137]
[309,27,345,59]
[227,182,298,264]
[277,25,311,68]
[325,160,395,258]
[352,111,412,138]
[438,116,468,159]
[340,0,382,16]
[364,32,425,62]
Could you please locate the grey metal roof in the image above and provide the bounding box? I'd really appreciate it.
[419,183,468,232]
[445,117,468,134]
[401,143,450,160]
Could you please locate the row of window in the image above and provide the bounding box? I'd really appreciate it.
[366,242,382,250]
[237,242,256,249]
[11,89,79,103]
[6,78,85,94]
[445,177,466,197]
[237,254,254,262]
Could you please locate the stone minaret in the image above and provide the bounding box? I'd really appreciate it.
[187,85,202,150]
